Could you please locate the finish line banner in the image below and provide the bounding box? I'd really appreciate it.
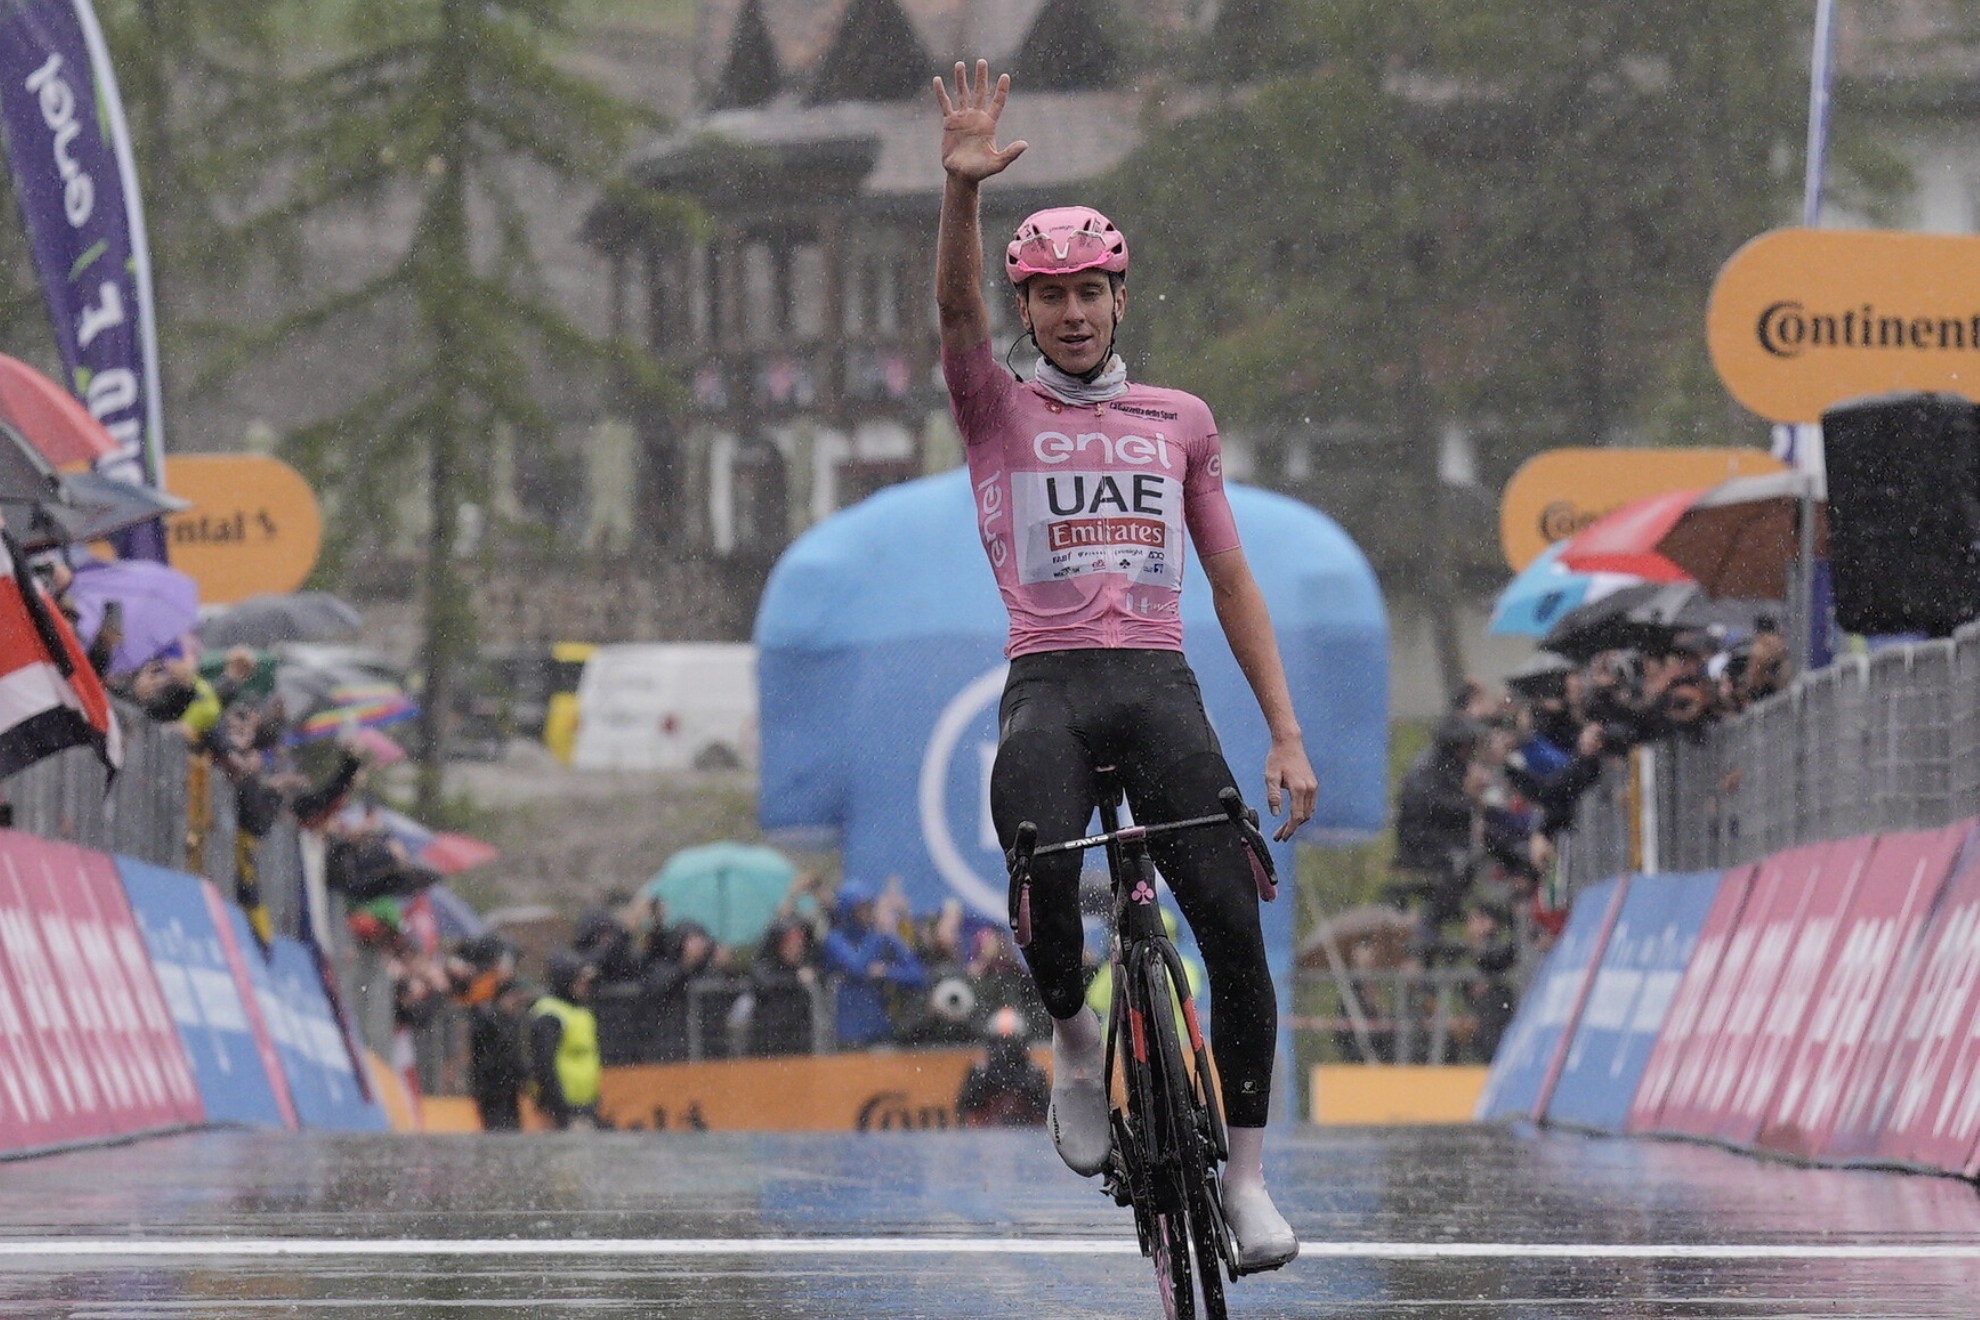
[0,0,167,559]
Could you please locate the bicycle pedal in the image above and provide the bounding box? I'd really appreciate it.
[1100,1152,1133,1207]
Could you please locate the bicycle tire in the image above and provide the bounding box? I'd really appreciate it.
[1142,951,1227,1320]
[1188,1175,1229,1319]
[1152,1207,1194,1320]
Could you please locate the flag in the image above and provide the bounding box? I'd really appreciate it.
[0,0,168,562]
[0,531,121,777]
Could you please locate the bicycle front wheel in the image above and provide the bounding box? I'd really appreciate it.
[1141,951,1228,1320]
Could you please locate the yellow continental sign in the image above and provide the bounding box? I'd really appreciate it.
[519,1048,1047,1132]
[162,454,323,604]
[1310,1065,1488,1125]
[1499,447,1785,571]
[1708,227,1980,422]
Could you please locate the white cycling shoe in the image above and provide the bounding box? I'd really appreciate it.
[1048,1008,1111,1176]
[1222,1180,1299,1272]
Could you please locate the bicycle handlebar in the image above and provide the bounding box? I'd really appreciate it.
[1004,789,1277,946]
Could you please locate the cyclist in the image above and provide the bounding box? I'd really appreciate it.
[933,60,1316,1272]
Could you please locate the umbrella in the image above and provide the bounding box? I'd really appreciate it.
[1504,650,1576,696]
[1489,540,1645,637]
[196,592,362,648]
[640,841,796,949]
[33,472,188,549]
[349,727,407,765]
[63,558,201,675]
[0,418,62,503]
[0,421,186,552]
[292,681,420,742]
[1654,472,1828,601]
[356,804,501,876]
[1295,904,1416,969]
[1542,582,1773,661]
[425,884,492,941]
[1557,488,1704,582]
[0,353,121,467]
[269,644,405,720]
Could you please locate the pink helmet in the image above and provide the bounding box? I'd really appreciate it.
[1005,206,1129,286]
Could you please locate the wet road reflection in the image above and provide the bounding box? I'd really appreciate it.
[0,1124,1976,1317]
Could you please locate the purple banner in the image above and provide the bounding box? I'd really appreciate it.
[0,0,167,561]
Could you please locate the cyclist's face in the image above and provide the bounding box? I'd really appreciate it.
[1019,273,1125,376]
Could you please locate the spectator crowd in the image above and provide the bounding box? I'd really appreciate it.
[1382,618,1792,1061]
[435,866,1058,1129]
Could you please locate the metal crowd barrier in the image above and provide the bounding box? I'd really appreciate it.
[1290,966,1504,1065]
[1561,622,1980,891]
[2,702,192,869]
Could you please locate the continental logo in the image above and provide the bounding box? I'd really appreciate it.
[1539,501,1605,543]
[857,1091,953,1131]
[1756,301,1980,359]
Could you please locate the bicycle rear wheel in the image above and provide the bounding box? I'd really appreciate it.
[1152,1206,1195,1320]
[1141,951,1228,1320]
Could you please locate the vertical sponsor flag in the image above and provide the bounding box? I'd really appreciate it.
[0,530,120,775]
[0,0,167,561]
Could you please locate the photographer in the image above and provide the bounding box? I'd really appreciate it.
[1391,716,1484,958]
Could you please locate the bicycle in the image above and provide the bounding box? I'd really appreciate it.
[1006,771,1280,1320]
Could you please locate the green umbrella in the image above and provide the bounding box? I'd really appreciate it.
[640,842,796,949]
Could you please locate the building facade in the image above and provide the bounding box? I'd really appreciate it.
[585,0,1187,569]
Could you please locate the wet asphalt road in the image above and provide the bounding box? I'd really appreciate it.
[0,1124,1978,1318]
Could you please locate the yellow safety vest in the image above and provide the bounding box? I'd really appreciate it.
[530,995,601,1108]
[1086,953,1206,1047]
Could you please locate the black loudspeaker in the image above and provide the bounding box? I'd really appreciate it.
[1823,392,1980,636]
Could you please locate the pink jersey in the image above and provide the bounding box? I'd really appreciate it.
[944,339,1243,657]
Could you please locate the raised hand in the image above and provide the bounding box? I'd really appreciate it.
[933,60,1027,183]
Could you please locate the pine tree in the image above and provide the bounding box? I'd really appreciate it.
[220,0,657,810]
[1106,0,1841,700]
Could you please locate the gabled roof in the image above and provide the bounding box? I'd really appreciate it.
[805,0,936,104]
[696,0,857,96]
[697,0,1126,107]
[709,0,779,108]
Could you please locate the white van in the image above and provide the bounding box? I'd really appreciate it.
[569,643,758,772]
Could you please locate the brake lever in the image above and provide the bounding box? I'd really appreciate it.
[1006,821,1037,946]
[1217,788,1278,902]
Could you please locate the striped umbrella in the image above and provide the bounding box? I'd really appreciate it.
[1490,541,1646,637]
[293,682,420,742]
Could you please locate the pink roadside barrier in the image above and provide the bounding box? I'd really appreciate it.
[1525,816,1980,1181]
[0,833,204,1152]
[1860,831,1980,1171]
[1759,824,1966,1161]
[1715,835,1876,1146]
[1626,862,1758,1133]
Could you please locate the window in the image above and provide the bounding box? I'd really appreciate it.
[790,242,826,341]
[873,258,900,336]
[743,241,778,344]
[731,440,788,551]
[842,251,867,334]
[688,244,712,342]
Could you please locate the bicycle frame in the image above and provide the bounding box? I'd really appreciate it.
[1004,776,1279,1312]
[1090,784,1230,1173]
